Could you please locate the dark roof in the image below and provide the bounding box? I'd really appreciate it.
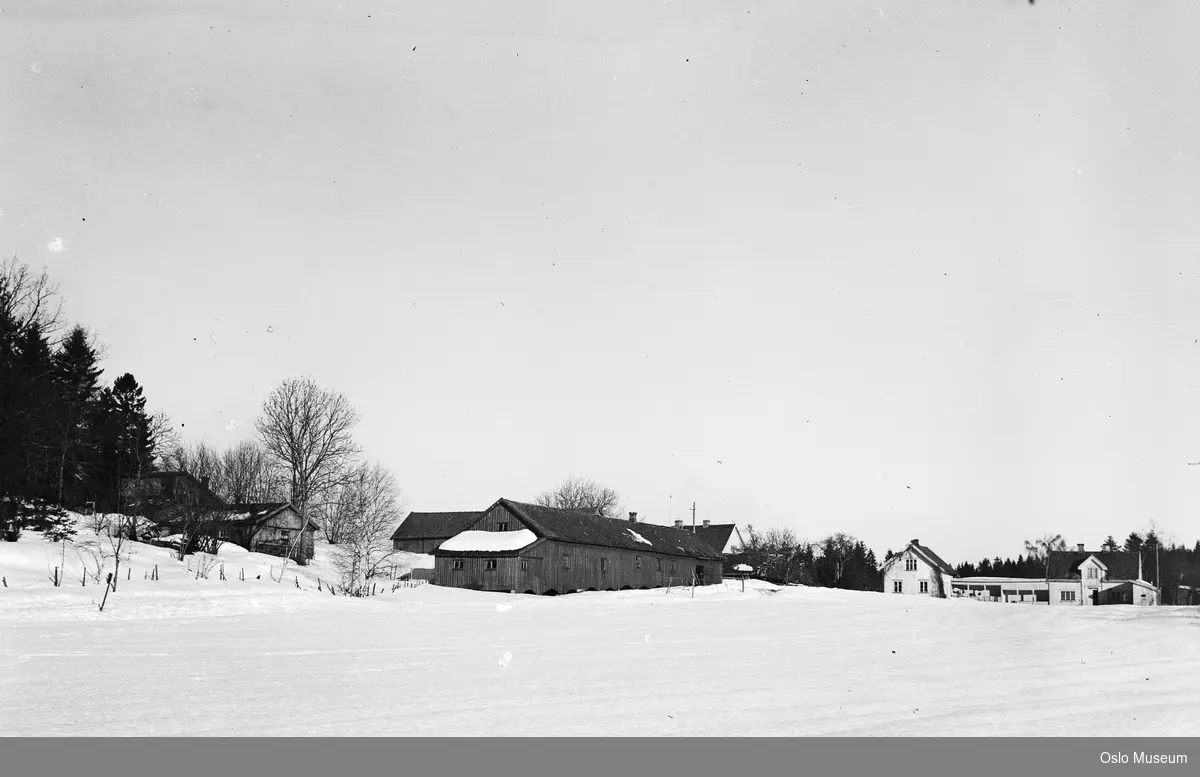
[882,541,957,577]
[132,471,226,510]
[438,499,724,561]
[390,511,481,541]
[1047,550,1144,581]
[910,542,957,577]
[228,503,319,531]
[689,524,737,556]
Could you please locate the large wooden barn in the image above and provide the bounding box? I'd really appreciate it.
[432,499,725,594]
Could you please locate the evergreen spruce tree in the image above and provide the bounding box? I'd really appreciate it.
[52,325,103,506]
[93,373,156,512]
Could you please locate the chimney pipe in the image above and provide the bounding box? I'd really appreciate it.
[674,519,683,528]
[911,539,919,546]
[629,512,637,523]
[702,519,710,527]
[1077,543,1085,553]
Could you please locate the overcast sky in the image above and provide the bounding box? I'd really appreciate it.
[2,0,1198,564]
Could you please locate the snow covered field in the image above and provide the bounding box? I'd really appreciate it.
[2,528,1199,736]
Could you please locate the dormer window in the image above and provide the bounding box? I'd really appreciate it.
[1087,567,1098,579]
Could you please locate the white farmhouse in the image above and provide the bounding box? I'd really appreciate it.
[880,538,957,598]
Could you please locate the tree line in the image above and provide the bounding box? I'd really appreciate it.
[0,256,406,598]
[0,256,169,529]
[951,530,1200,605]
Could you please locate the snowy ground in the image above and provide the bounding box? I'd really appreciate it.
[2,527,1199,736]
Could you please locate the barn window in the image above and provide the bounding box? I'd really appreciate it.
[635,556,642,569]
[485,559,497,571]
[656,558,662,572]
[497,522,509,532]
[670,561,676,573]
[520,559,529,571]
[217,527,230,540]
[279,530,291,544]
[563,555,571,569]
[893,581,903,593]
[905,558,917,571]
[452,559,464,570]
[600,558,608,573]
[920,581,929,594]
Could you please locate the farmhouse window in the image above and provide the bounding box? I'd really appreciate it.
[893,581,903,593]
[1060,590,1076,602]
[520,559,529,571]
[905,558,917,571]
[919,580,929,594]
[452,559,464,570]
[497,522,509,532]
[600,558,608,573]
[635,556,641,569]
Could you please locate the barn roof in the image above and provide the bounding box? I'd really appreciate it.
[689,523,739,555]
[438,499,725,561]
[390,511,481,541]
[227,502,320,531]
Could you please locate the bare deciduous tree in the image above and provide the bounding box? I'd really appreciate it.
[220,439,281,504]
[0,256,65,338]
[162,440,224,496]
[535,475,622,519]
[255,377,361,575]
[331,462,405,595]
[1025,533,1067,605]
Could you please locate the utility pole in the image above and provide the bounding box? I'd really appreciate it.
[691,502,696,532]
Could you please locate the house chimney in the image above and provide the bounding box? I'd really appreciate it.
[702,519,710,527]
[674,519,683,528]
[629,512,638,523]
[911,539,920,546]
[1077,543,1085,553]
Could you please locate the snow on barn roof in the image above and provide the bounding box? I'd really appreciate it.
[626,528,653,546]
[430,499,725,560]
[438,529,538,553]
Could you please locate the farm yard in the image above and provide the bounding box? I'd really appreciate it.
[2,526,1199,737]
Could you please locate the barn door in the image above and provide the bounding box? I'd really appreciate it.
[695,565,706,584]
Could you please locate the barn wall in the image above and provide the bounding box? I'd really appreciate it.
[514,540,722,594]
[434,556,520,592]
[473,503,522,532]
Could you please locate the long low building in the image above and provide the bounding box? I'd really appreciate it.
[884,538,1160,606]
[950,547,1158,606]
[430,499,726,594]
